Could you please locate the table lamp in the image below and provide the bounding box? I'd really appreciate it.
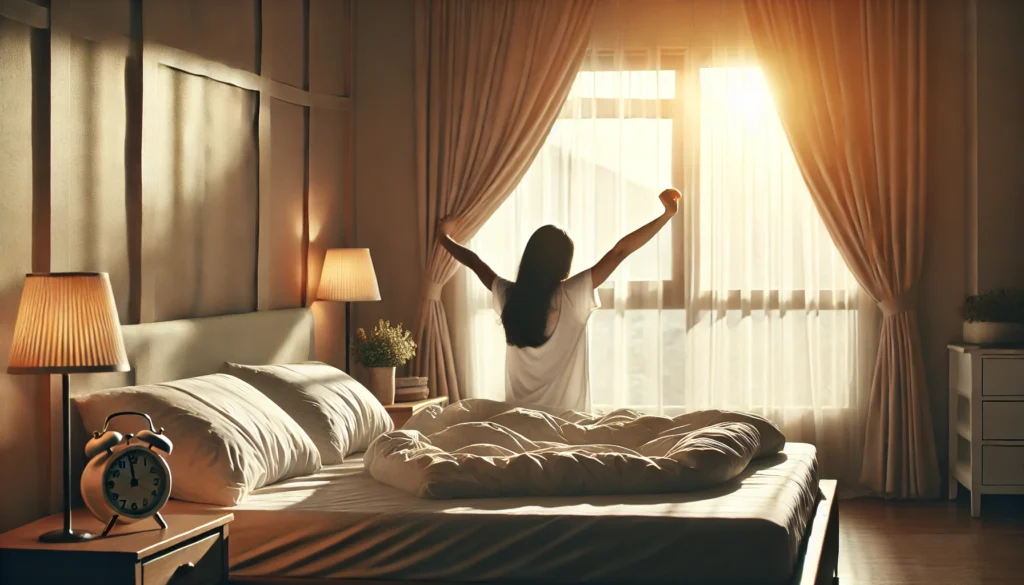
[7,272,129,542]
[317,249,381,372]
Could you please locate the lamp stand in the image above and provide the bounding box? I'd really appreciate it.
[345,301,352,373]
[39,373,94,543]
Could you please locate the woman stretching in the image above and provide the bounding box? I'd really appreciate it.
[439,188,680,413]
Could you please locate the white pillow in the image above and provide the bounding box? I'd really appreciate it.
[221,361,394,464]
[74,374,322,506]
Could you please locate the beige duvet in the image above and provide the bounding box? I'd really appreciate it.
[365,399,786,499]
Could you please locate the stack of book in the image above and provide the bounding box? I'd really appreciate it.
[395,377,429,402]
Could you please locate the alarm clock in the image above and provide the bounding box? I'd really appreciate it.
[81,411,173,537]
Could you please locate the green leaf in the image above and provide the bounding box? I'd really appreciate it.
[963,289,1024,323]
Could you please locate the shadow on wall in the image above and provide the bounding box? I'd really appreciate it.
[0,16,50,532]
[62,37,133,322]
[159,64,259,321]
[0,280,51,530]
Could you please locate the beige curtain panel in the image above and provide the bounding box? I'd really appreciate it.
[412,0,597,401]
[745,0,939,497]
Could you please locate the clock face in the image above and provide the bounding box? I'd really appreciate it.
[104,445,169,518]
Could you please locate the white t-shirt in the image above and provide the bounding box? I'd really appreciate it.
[491,270,601,413]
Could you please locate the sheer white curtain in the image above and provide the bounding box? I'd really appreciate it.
[452,20,878,485]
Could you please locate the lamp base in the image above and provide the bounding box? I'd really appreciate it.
[39,528,95,543]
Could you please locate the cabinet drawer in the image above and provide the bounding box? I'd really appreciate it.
[982,402,1024,440]
[982,446,1024,485]
[982,359,1024,396]
[143,532,223,585]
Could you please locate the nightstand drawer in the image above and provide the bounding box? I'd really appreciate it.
[983,402,1024,440]
[143,532,223,585]
[982,446,1024,485]
[982,358,1024,396]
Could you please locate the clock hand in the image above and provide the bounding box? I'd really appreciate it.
[129,457,139,487]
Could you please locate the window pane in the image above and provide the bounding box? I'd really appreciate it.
[475,116,672,284]
[569,70,676,99]
[697,67,854,293]
[567,118,672,282]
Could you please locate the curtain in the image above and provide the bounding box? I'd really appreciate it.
[412,0,597,401]
[455,3,879,488]
[745,0,938,498]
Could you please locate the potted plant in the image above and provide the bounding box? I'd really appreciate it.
[353,319,418,405]
[963,289,1024,344]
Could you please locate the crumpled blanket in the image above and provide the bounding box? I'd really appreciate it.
[364,399,786,499]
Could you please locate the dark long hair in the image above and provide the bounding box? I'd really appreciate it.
[501,225,574,348]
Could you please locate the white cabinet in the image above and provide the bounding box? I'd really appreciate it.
[949,345,1024,517]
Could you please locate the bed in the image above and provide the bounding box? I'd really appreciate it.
[70,308,840,585]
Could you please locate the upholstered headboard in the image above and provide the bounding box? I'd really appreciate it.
[72,308,315,394]
[67,308,316,496]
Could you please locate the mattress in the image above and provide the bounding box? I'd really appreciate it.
[165,442,820,584]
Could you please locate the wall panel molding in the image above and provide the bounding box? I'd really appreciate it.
[57,3,131,48]
[127,0,143,324]
[138,0,352,321]
[147,42,350,110]
[257,0,273,311]
[30,22,49,275]
[301,0,311,306]
[0,0,48,30]
[9,0,354,520]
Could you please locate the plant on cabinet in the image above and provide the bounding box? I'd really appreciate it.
[963,289,1024,344]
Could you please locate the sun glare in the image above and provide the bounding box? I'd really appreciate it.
[703,67,776,125]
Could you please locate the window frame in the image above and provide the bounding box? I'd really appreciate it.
[557,49,689,309]
[473,47,856,315]
[466,49,864,413]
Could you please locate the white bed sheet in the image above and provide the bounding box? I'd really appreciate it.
[165,442,820,584]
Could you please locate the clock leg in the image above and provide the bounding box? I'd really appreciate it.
[155,511,168,529]
[101,515,119,537]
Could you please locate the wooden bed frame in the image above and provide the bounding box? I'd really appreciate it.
[231,480,839,585]
[791,480,840,585]
[70,310,839,585]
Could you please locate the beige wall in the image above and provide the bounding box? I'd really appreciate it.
[352,0,421,381]
[0,15,51,534]
[0,0,352,532]
[591,0,751,48]
[919,0,1024,492]
[920,0,969,494]
[974,0,1024,292]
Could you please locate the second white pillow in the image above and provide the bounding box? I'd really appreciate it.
[222,361,394,464]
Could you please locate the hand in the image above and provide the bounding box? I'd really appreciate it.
[659,188,680,216]
[438,216,459,238]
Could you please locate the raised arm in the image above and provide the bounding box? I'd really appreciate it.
[437,217,498,290]
[590,188,680,288]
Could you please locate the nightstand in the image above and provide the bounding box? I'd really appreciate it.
[385,396,448,428]
[0,512,232,585]
[949,344,1024,517]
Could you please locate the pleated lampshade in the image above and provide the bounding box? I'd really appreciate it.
[317,249,382,302]
[7,272,129,374]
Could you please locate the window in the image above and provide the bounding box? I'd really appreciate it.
[464,51,865,416]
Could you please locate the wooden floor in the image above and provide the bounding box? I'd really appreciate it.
[837,493,1024,584]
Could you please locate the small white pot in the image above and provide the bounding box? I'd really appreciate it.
[367,366,396,405]
[963,321,1024,345]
